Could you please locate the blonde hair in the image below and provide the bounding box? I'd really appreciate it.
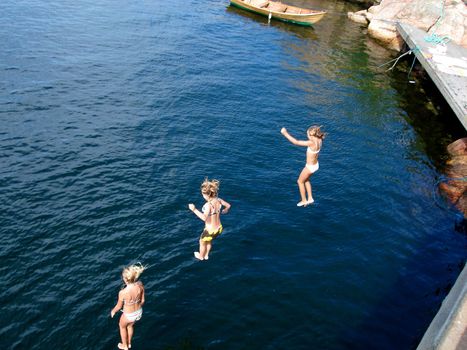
[307,125,326,139]
[201,178,220,199]
[122,263,146,284]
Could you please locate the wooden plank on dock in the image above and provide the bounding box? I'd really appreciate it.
[397,22,467,129]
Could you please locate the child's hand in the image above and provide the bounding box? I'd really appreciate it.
[281,127,287,135]
[188,204,195,211]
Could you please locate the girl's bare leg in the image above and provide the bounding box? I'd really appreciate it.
[118,316,129,349]
[297,167,311,206]
[127,322,135,348]
[305,180,313,203]
[196,239,207,260]
[205,242,212,260]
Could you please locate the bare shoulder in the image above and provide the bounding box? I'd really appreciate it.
[202,202,210,214]
[118,288,126,299]
[313,138,322,149]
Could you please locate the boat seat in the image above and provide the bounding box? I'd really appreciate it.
[283,5,314,14]
[285,6,300,14]
[266,2,287,12]
[250,0,269,7]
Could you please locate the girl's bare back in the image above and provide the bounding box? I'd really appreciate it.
[203,198,227,231]
[121,282,144,313]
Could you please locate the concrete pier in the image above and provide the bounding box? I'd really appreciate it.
[417,264,467,350]
[396,22,467,350]
[397,22,467,129]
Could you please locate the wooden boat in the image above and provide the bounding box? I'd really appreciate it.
[230,0,326,26]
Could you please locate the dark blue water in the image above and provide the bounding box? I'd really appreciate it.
[1,0,466,349]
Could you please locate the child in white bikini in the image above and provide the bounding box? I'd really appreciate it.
[188,178,231,260]
[281,126,326,207]
[110,264,146,350]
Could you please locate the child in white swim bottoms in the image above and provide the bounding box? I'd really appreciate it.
[306,162,319,173]
[110,263,146,350]
[281,125,326,207]
[124,308,142,322]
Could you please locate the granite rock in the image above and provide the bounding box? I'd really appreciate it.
[347,0,467,51]
[442,138,467,217]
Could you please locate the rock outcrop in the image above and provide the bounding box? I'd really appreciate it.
[439,138,467,218]
[347,0,467,51]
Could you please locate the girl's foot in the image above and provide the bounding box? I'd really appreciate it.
[307,198,315,205]
[194,252,204,260]
[297,201,307,207]
[128,345,131,349]
[204,254,209,260]
[118,343,128,350]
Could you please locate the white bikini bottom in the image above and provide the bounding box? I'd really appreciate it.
[305,162,319,173]
[124,308,142,322]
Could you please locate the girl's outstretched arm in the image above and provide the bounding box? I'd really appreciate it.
[110,290,124,318]
[188,203,206,221]
[220,198,231,214]
[281,127,309,146]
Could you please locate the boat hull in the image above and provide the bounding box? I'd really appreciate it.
[230,0,326,26]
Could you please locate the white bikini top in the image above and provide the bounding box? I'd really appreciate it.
[307,147,320,154]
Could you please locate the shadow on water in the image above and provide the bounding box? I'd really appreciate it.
[341,257,467,349]
[385,40,467,230]
[387,59,465,169]
[337,182,467,346]
[384,52,467,223]
[337,42,467,349]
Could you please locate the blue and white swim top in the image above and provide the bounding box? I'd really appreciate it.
[202,198,222,216]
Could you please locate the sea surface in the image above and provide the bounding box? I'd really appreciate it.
[1,0,466,349]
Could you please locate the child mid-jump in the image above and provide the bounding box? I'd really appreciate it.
[189,178,231,260]
[281,126,326,207]
[110,264,146,350]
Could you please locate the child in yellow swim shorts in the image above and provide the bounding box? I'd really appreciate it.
[188,178,231,260]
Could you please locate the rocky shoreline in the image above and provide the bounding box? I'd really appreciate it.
[347,0,467,217]
[347,0,466,52]
[441,138,467,218]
